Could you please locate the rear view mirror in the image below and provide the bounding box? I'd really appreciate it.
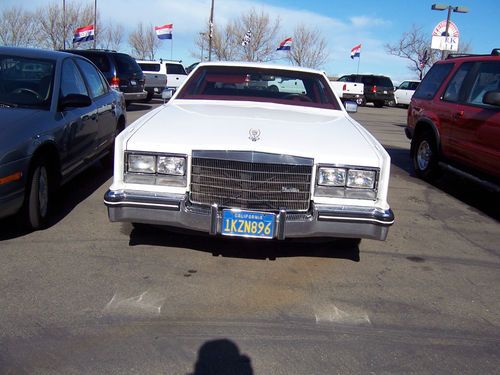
[344,101,358,113]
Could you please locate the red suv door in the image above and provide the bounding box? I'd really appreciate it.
[451,60,500,176]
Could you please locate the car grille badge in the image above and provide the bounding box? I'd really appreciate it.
[248,128,261,142]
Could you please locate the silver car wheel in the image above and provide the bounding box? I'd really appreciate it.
[417,140,431,171]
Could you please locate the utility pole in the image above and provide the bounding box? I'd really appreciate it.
[62,0,66,49]
[208,0,214,61]
[93,0,97,48]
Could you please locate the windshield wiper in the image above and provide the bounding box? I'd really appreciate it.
[0,101,18,108]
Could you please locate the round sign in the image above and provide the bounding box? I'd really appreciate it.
[432,20,459,37]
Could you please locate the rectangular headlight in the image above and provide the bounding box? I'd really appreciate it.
[318,167,346,186]
[128,154,156,174]
[157,156,186,176]
[347,169,376,189]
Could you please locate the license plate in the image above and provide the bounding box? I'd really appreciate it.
[130,80,137,86]
[383,90,388,94]
[221,210,275,239]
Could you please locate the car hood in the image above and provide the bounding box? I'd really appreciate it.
[125,100,382,167]
[0,108,43,155]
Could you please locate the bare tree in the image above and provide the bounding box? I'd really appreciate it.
[35,1,96,50]
[98,22,124,51]
[385,24,472,79]
[0,6,37,47]
[128,23,159,60]
[193,9,280,62]
[286,24,329,69]
[235,9,280,62]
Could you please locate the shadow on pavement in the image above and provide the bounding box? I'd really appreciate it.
[188,339,253,375]
[128,224,360,262]
[385,146,500,221]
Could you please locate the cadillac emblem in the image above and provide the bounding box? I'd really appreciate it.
[248,128,261,142]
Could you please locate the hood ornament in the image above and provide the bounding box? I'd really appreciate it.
[248,128,261,142]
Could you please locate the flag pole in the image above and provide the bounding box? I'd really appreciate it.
[93,0,97,48]
[171,39,173,60]
[356,55,360,74]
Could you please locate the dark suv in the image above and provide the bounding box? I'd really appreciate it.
[406,49,500,191]
[338,74,395,107]
[62,49,146,105]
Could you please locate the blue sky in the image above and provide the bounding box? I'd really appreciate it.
[2,0,499,83]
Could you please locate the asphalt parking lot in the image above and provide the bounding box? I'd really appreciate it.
[1,101,499,374]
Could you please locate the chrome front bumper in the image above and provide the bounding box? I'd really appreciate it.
[104,190,394,240]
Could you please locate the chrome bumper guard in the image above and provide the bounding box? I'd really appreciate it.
[104,190,394,241]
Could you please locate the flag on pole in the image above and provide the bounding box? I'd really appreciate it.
[241,30,252,46]
[350,44,361,59]
[72,25,94,44]
[277,37,292,51]
[155,24,173,40]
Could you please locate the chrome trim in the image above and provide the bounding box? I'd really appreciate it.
[192,150,314,166]
[104,189,394,241]
[277,210,286,240]
[210,203,218,235]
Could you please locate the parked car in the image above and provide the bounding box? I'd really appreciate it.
[185,62,200,74]
[164,60,188,92]
[136,59,168,102]
[0,46,127,229]
[394,80,420,106]
[104,62,394,242]
[62,49,146,105]
[406,49,500,192]
[338,74,395,107]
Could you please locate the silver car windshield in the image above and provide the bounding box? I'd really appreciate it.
[0,55,55,109]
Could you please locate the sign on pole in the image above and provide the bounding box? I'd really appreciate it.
[431,20,460,52]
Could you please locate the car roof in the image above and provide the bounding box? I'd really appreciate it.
[195,61,326,75]
[0,46,75,61]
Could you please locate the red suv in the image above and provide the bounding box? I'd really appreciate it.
[406,49,500,192]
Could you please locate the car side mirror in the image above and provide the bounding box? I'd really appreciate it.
[60,94,92,110]
[344,101,358,113]
[483,90,500,106]
[162,88,174,102]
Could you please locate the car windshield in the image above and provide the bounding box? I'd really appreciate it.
[176,65,341,110]
[0,55,55,109]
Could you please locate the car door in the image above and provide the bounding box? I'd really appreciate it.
[75,58,117,156]
[395,81,410,104]
[451,60,500,176]
[58,58,98,176]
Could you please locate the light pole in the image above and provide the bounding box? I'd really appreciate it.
[199,32,206,61]
[93,0,97,49]
[208,0,214,61]
[431,3,469,59]
[62,0,66,49]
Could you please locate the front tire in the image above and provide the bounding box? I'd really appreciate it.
[20,158,51,229]
[411,130,440,180]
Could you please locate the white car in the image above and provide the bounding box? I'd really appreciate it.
[394,80,420,106]
[104,62,394,241]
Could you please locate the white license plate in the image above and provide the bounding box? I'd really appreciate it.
[383,90,388,94]
[130,80,137,86]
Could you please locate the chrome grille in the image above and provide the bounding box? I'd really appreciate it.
[190,153,313,212]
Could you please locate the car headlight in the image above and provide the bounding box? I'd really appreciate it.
[347,169,376,189]
[128,154,156,174]
[316,165,378,199]
[157,156,185,175]
[125,152,187,187]
[318,167,346,186]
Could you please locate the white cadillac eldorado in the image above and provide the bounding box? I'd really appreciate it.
[104,62,394,241]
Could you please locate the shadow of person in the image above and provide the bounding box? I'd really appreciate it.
[189,339,253,375]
